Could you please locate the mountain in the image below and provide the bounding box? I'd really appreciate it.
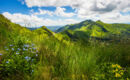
[33,26,54,36]
[56,20,130,41]
[47,26,62,32]
[27,26,61,32]
[27,27,41,30]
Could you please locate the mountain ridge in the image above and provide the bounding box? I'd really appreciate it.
[56,20,130,41]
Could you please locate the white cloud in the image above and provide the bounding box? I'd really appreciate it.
[33,7,75,17]
[2,12,80,27]
[24,0,74,7]
[34,9,53,16]
[24,0,130,23]
[54,7,75,17]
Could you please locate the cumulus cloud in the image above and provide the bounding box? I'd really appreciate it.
[24,0,130,20]
[2,12,80,27]
[34,7,75,17]
[55,7,75,17]
[33,9,53,16]
[3,0,130,27]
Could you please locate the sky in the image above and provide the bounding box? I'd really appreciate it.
[0,0,130,27]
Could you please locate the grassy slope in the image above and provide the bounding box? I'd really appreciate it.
[0,15,130,80]
[0,14,31,48]
[56,20,130,41]
[0,14,55,48]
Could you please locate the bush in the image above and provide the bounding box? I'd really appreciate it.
[0,42,39,79]
[93,63,129,80]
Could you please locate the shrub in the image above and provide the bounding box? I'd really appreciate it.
[0,43,39,79]
[93,63,129,80]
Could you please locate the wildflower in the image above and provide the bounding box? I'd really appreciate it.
[6,61,9,63]
[115,68,118,72]
[25,56,31,61]
[17,48,20,51]
[16,52,19,55]
[36,54,38,56]
[23,48,26,51]
[33,48,36,50]
[12,48,14,51]
[10,45,13,47]
[32,44,35,46]
[115,73,121,77]
[0,53,2,56]
[117,64,122,69]
[120,72,123,75]
[31,70,34,74]
[120,70,124,72]
[24,44,29,48]
[112,64,116,68]
[32,70,34,72]
[6,48,9,51]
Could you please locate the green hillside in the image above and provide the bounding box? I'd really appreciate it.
[0,14,130,80]
[0,14,54,48]
[56,20,130,41]
[0,14,30,47]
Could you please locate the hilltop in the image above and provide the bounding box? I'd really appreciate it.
[56,20,130,41]
[0,14,54,48]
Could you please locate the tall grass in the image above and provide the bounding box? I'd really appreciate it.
[0,33,130,80]
[26,38,130,80]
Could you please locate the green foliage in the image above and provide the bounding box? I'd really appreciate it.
[56,20,130,41]
[0,38,39,79]
[0,14,130,80]
[93,63,129,80]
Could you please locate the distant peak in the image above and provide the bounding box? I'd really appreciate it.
[84,20,93,22]
[81,20,94,24]
[41,26,46,28]
[96,20,103,23]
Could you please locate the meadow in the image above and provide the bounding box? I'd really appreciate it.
[0,14,130,80]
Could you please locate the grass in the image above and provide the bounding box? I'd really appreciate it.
[24,38,130,80]
[0,14,130,80]
[0,35,130,80]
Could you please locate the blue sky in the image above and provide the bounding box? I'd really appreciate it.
[0,0,130,27]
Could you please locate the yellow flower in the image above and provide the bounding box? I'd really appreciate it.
[112,64,116,68]
[116,64,122,69]
[121,69,124,72]
[115,73,121,77]
[115,68,118,72]
[126,78,129,80]
[120,72,123,75]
